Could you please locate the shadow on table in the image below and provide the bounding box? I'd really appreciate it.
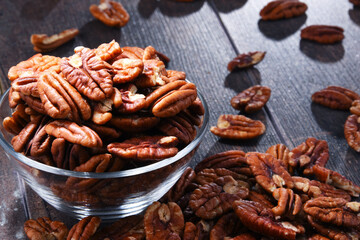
[137,0,205,18]
[20,0,60,20]
[258,15,307,41]
[79,20,122,49]
[300,40,344,63]
[211,0,247,13]
[224,68,262,93]
[349,6,360,26]
[311,102,349,137]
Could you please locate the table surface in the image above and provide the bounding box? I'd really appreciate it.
[0,0,359,238]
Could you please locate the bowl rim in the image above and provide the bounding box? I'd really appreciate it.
[0,87,209,179]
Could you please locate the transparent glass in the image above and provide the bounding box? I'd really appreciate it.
[0,89,209,220]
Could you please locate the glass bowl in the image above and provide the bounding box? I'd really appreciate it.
[0,88,209,220]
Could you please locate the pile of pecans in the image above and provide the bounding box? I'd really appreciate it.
[24,138,360,239]
[3,40,204,172]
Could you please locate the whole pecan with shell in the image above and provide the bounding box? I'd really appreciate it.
[227,52,266,71]
[210,114,266,140]
[312,86,360,110]
[24,217,68,240]
[89,0,129,27]
[67,216,101,240]
[31,28,79,53]
[246,152,294,193]
[260,0,308,20]
[231,85,271,113]
[344,114,360,152]
[144,201,184,240]
[301,25,345,44]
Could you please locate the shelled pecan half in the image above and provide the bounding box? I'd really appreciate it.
[272,188,302,217]
[266,143,292,174]
[68,216,101,240]
[2,104,30,135]
[210,212,244,240]
[350,100,360,116]
[301,25,345,44]
[227,52,266,71]
[89,0,130,27]
[312,86,360,110]
[94,40,122,62]
[24,217,68,240]
[260,0,308,20]
[344,114,360,152]
[231,85,271,113]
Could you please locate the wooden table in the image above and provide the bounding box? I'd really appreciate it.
[0,0,359,238]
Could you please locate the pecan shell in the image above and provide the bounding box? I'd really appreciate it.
[312,86,360,110]
[260,0,308,20]
[344,114,360,152]
[231,85,271,113]
[301,25,345,44]
[24,217,68,240]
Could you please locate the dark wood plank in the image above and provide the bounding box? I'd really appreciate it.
[212,0,360,183]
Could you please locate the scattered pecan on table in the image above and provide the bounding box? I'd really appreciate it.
[344,114,360,152]
[89,0,130,27]
[301,25,345,44]
[312,86,360,110]
[31,28,79,53]
[230,85,271,113]
[260,0,308,20]
[227,51,266,71]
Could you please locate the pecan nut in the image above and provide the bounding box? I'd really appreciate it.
[134,60,166,88]
[2,104,30,135]
[9,87,23,108]
[306,179,352,201]
[260,0,308,20]
[248,190,275,209]
[117,84,146,114]
[350,100,360,116]
[210,212,243,240]
[266,143,292,173]
[144,202,184,240]
[119,46,144,60]
[230,85,271,113]
[68,216,101,240]
[210,114,266,140]
[11,116,43,153]
[24,217,68,240]
[195,168,249,186]
[89,0,130,27]
[301,25,345,44]
[312,86,360,110]
[110,114,159,133]
[107,135,178,161]
[227,52,266,71]
[246,152,294,193]
[112,58,144,84]
[233,200,297,240]
[344,114,360,152]
[45,120,103,148]
[94,40,122,62]
[20,93,47,115]
[272,188,302,217]
[12,77,39,97]
[162,70,186,83]
[166,167,196,202]
[61,47,113,101]
[31,28,79,53]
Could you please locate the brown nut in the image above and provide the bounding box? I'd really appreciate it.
[45,120,102,148]
[134,60,166,88]
[246,152,294,193]
[248,190,275,209]
[8,54,61,81]
[312,165,360,197]
[166,167,196,202]
[301,25,345,44]
[344,114,360,152]
[228,233,257,240]
[90,0,129,27]
[107,135,178,161]
[266,143,292,174]
[94,40,122,62]
[20,93,47,115]
[230,85,271,113]
[117,84,146,114]
[9,87,23,108]
[308,179,352,201]
[162,70,186,83]
[195,168,249,187]
[304,197,360,228]
[11,116,43,153]
[31,28,79,53]
[232,200,297,240]
[67,216,101,240]
[27,117,53,157]
[144,202,184,240]
[119,46,144,60]
[189,176,249,219]
[350,0,360,5]
[227,52,266,71]
[12,76,39,97]
[272,188,302,217]
[288,137,329,175]
[210,114,266,140]
[350,100,360,116]
[61,47,113,101]
[260,0,308,20]
[210,212,243,240]
[24,217,68,240]
[112,58,144,84]
[3,104,30,135]
[308,234,330,240]
[312,86,360,110]
[110,114,160,133]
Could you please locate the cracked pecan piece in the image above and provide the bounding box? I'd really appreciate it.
[61,47,113,101]
[304,197,360,229]
[233,200,297,240]
[45,120,102,148]
[135,60,166,88]
[3,104,30,135]
[94,40,122,62]
[210,114,266,140]
[144,202,184,240]
[90,0,129,27]
[210,212,243,240]
[117,84,146,114]
[266,144,292,174]
[312,165,360,197]
[108,135,178,161]
[288,137,329,176]
[110,114,159,133]
[272,188,302,217]
[166,167,196,202]
[301,25,345,44]
[31,28,79,53]
[246,152,294,193]
[38,71,91,122]
[112,58,144,84]
[68,216,101,240]
[344,114,360,152]
[312,86,360,110]
[8,54,61,81]
[24,217,68,240]
[350,100,360,116]
[260,0,308,20]
[231,85,271,113]
[227,52,266,71]
[189,176,249,219]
